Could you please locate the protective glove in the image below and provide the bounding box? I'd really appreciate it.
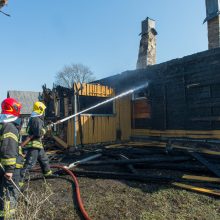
[18,145,26,158]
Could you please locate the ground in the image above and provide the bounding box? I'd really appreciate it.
[20,175,220,220]
[15,142,220,220]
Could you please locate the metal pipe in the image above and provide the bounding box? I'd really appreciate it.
[74,89,77,149]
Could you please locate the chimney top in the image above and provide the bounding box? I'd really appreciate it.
[204,0,220,23]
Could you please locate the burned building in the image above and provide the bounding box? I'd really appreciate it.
[98,48,220,141]
[44,2,220,147]
[43,83,131,147]
[46,48,220,147]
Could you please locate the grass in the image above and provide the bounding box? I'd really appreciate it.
[78,179,220,220]
[14,180,56,220]
[140,187,220,220]
[7,177,220,220]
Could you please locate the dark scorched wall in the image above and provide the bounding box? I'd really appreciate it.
[96,48,220,131]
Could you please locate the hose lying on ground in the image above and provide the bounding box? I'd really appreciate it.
[46,165,92,220]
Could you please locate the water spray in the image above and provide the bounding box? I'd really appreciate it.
[0,10,10,16]
[52,83,148,126]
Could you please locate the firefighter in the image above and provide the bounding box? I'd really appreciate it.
[0,98,22,219]
[21,101,52,180]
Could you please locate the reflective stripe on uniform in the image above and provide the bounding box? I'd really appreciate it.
[41,128,46,136]
[26,140,43,149]
[0,209,16,217]
[18,146,23,156]
[2,132,18,142]
[0,210,4,217]
[44,170,52,176]
[15,163,23,169]
[1,158,16,165]
[0,200,16,217]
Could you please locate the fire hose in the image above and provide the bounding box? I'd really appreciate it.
[30,165,92,220]
[29,154,101,220]
[50,165,91,220]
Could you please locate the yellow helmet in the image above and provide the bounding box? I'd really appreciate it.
[33,101,46,115]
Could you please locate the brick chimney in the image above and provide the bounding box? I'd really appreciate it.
[204,0,220,49]
[136,17,157,69]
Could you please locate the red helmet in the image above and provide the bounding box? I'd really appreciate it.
[1,98,22,117]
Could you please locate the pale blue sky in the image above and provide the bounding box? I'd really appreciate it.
[0,0,207,103]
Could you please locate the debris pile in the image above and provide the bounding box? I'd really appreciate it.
[50,140,220,197]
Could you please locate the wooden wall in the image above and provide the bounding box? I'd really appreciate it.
[67,115,116,145]
[67,95,131,146]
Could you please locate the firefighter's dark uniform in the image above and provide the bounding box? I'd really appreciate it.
[0,122,21,219]
[21,116,52,179]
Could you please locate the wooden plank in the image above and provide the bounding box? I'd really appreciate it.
[127,141,220,156]
[88,116,93,144]
[172,182,220,197]
[94,84,97,96]
[109,116,116,141]
[52,135,68,149]
[105,117,110,141]
[119,98,125,139]
[92,117,98,143]
[93,117,99,143]
[98,117,102,143]
[101,85,104,97]
[101,117,106,142]
[92,84,95,96]
[182,174,220,183]
[115,99,120,131]
[112,115,117,141]
[80,116,84,143]
[108,117,112,141]
[189,152,220,177]
[131,129,220,139]
[107,117,111,141]
[102,117,107,142]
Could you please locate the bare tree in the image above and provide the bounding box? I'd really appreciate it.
[55,63,95,88]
